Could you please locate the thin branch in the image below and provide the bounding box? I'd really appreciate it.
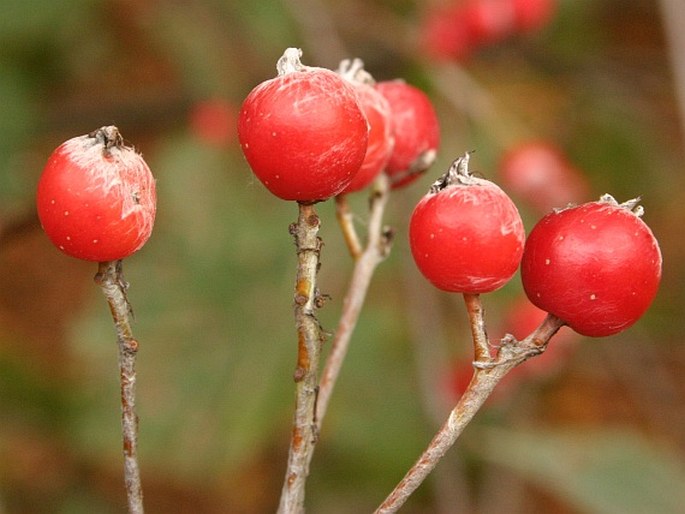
[278,202,325,514]
[463,293,491,365]
[317,173,393,423]
[94,260,145,514]
[374,295,565,514]
[335,195,363,260]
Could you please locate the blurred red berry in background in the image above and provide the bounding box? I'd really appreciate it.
[419,0,558,62]
[420,3,474,61]
[462,0,517,45]
[444,296,579,406]
[189,98,238,148]
[498,140,591,214]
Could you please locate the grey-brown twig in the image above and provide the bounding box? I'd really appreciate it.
[318,173,393,422]
[94,260,144,514]
[278,202,325,514]
[374,294,565,513]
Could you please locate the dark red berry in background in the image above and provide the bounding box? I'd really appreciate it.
[376,80,440,188]
[498,140,590,214]
[419,3,474,61]
[418,0,557,63]
[36,126,157,262]
[446,298,577,405]
[189,98,238,148]
[337,59,394,194]
[238,48,369,202]
[463,0,516,45]
[494,296,579,376]
[521,195,662,337]
[409,153,525,293]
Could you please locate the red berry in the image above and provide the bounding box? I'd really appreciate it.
[189,98,238,148]
[521,195,662,337]
[376,80,440,188]
[409,154,525,293]
[36,126,157,262]
[463,0,516,45]
[238,48,369,202]
[498,140,590,214]
[337,59,394,194]
[419,4,474,61]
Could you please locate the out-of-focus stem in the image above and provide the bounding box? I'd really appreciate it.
[659,0,685,152]
[374,295,565,514]
[278,203,324,514]
[94,260,144,514]
[318,174,393,422]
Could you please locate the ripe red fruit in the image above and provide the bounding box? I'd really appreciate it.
[498,140,590,214]
[409,154,525,293]
[376,80,440,188]
[521,195,662,337]
[337,59,394,194]
[238,48,369,202]
[36,126,157,262]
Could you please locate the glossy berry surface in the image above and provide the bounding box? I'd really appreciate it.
[521,195,662,337]
[376,80,440,188]
[36,126,157,262]
[337,59,394,194]
[409,154,525,293]
[238,48,369,202]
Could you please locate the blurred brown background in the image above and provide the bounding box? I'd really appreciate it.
[1,0,684,513]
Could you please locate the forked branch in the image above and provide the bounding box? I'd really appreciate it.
[375,294,565,513]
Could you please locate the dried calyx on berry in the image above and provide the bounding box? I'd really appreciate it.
[428,152,487,193]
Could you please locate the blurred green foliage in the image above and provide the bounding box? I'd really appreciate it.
[1,1,684,513]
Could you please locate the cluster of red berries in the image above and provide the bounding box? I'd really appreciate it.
[420,0,557,61]
[237,48,440,202]
[35,46,662,344]
[409,153,662,338]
